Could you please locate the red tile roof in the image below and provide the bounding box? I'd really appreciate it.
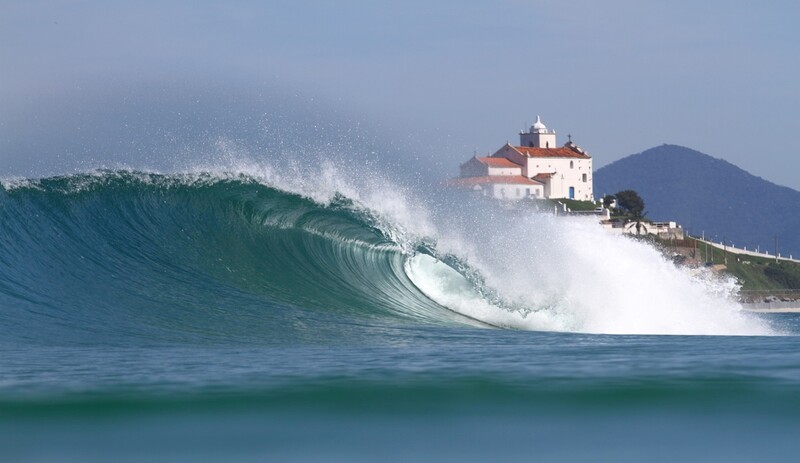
[532,173,555,180]
[447,175,543,187]
[512,145,590,159]
[476,157,521,168]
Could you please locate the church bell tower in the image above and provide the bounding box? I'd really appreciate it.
[519,115,557,148]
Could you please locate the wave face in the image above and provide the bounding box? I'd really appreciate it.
[0,169,777,343]
[0,171,483,347]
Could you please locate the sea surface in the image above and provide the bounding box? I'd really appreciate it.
[2,171,798,462]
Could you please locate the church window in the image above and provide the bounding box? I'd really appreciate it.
[570,161,574,169]
[582,173,587,182]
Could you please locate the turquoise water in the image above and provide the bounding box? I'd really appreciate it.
[2,172,798,462]
[4,327,800,462]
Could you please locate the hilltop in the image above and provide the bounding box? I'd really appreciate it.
[595,144,800,258]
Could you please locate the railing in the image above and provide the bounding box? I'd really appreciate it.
[691,236,800,263]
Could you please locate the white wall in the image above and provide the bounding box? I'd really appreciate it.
[460,157,523,177]
[519,132,557,148]
[490,183,543,200]
[526,157,593,200]
[492,146,528,174]
[486,165,522,176]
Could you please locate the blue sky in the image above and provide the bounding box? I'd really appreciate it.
[2,1,799,188]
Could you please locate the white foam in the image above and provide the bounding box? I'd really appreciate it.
[425,211,775,336]
[405,253,566,331]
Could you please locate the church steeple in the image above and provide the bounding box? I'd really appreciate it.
[531,115,547,133]
[519,115,557,148]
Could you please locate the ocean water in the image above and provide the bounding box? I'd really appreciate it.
[1,169,798,462]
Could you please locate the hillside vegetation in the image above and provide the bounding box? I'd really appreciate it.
[652,235,800,297]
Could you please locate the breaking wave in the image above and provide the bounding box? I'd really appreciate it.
[0,167,776,345]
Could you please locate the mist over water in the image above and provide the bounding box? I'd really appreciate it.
[1,82,431,183]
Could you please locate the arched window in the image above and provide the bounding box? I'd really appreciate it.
[570,161,574,169]
[582,173,587,182]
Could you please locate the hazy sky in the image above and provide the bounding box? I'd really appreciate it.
[2,1,799,188]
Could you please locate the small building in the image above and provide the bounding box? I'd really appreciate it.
[600,220,685,240]
[449,116,593,201]
[448,174,545,200]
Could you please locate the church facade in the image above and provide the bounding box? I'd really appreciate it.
[450,116,593,201]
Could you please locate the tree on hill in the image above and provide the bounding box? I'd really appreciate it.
[614,189,648,235]
[615,190,644,216]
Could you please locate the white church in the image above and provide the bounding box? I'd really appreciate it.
[449,116,593,201]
